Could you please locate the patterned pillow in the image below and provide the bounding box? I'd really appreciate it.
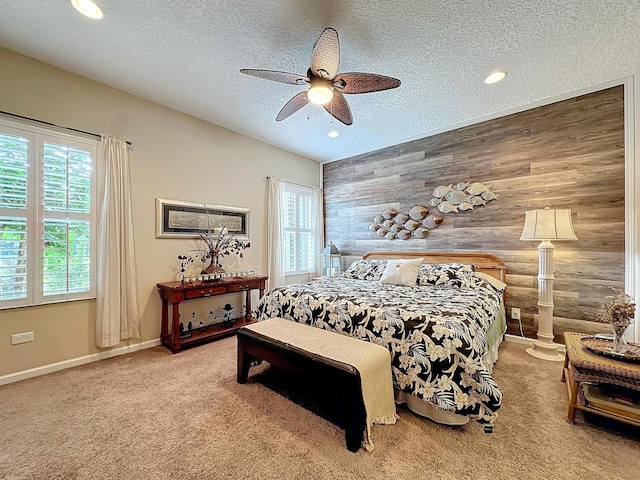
[472,271,507,293]
[341,259,388,281]
[417,263,476,288]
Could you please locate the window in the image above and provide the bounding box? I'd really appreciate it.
[0,119,97,308]
[282,183,318,275]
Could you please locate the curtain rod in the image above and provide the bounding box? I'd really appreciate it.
[0,110,132,146]
[266,176,319,190]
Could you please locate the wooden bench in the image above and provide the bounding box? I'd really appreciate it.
[237,320,385,452]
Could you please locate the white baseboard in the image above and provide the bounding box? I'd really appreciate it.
[504,333,566,354]
[504,333,533,346]
[0,338,161,386]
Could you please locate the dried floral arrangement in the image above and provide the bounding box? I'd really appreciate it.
[596,289,635,336]
[178,226,250,276]
[198,226,250,274]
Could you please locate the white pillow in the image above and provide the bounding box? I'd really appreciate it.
[474,271,507,292]
[379,258,424,287]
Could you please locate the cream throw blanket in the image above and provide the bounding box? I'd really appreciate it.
[245,318,397,451]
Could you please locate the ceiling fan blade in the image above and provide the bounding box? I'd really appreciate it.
[323,92,352,125]
[276,92,308,121]
[311,28,340,79]
[240,69,308,85]
[333,72,401,94]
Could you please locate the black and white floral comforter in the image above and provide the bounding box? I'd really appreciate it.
[255,277,503,426]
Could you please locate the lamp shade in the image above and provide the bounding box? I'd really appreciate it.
[519,209,578,241]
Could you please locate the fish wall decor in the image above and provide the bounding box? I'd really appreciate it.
[430,181,499,214]
[369,205,443,240]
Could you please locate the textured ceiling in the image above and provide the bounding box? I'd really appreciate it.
[0,1,639,163]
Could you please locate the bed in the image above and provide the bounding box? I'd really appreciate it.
[255,251,507,429]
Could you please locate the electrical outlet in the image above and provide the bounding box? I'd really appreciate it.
[11,331,34,345]
[511,308,521,321]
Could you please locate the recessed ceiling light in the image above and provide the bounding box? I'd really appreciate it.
[71,0,104,19]
[328,130,340,138]
[484,71,506,84]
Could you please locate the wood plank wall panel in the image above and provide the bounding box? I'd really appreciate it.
[323,87,625,341]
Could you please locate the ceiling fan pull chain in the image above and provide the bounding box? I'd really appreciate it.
[329,96,334,124]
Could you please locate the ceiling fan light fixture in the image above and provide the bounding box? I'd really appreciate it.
[71,0,103,19]
[328,130,340,138]
[241,28,400,124]
[307,78,334,105]
[484,71,506,84]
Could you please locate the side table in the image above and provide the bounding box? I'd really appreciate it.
[561,332,640,427]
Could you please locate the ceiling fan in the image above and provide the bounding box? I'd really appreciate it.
[240,28,401,125]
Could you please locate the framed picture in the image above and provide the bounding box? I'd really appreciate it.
[155,198,250,240]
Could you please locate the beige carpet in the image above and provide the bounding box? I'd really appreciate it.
[0,339,639,480]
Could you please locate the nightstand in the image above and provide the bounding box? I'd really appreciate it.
[561,332,640,427]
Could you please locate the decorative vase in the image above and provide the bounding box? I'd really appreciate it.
[202,253,225,275]
[612,323,629,354]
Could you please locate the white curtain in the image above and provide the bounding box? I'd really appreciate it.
[267,177,285,290]
[312,186,324,279]
[96,135,140,348]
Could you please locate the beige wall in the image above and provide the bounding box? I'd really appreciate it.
[0,48,320,377]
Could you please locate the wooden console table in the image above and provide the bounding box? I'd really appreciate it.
[157,276,267,353]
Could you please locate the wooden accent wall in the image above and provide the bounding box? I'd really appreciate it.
[323,86,625,340]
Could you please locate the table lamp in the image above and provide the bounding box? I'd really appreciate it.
[520,208,578,361]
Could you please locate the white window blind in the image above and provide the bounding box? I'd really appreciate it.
[282,183,317,275]
[0,132,29,301]
[0,216,27,301]
[0,120,97,308]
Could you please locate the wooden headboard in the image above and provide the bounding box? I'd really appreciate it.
[362,251,507,284]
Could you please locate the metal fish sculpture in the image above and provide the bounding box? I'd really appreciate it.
[471,196,487,206]
[466,182,489,196]
[408,205,429,220]
[481,190,499,201]
[445,189,470,205]
[382,208,397,219]
[413,227,430,239]
[395,213,409,224]
[432,184,453,198]
[437,201,459,213]
[403,219,420,231]
[429,180,498,214]
[371,204,445,241]
[422,214,444,229]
